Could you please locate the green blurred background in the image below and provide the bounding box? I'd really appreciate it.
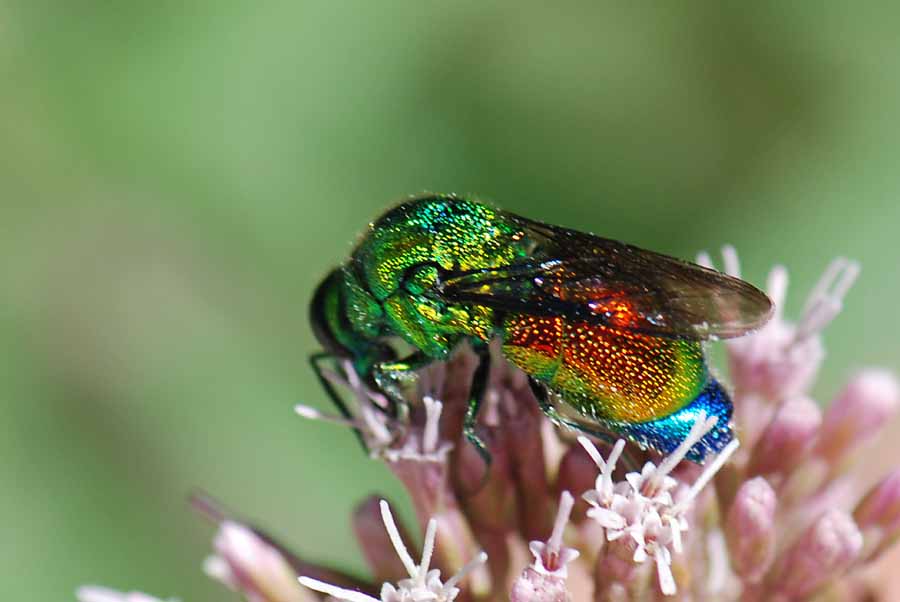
[2,2,899,599]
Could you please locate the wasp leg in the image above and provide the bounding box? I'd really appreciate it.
[527,377,638,470]
[463,344,493,467]
[308,352,368,451]
[526,377,576,430]
[373,351,433,422]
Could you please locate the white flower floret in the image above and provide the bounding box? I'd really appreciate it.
[528,491,580,578]
[579,412,740,596]
[295,360,395,453]
[299,500,486,602]
[382,395,453,463]
[295,361,451,463]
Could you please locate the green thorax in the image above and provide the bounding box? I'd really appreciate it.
[342,195,534,358]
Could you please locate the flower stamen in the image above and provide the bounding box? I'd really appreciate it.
[300,500,486,602]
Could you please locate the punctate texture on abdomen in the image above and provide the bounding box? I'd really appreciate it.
[501,313,707,423]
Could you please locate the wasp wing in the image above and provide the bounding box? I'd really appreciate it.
[437,215,773,340]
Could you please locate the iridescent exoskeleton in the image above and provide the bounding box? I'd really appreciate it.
[309,194,772,462]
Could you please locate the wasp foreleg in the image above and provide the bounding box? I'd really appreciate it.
[308,352,368,452]
[373,351,433,422]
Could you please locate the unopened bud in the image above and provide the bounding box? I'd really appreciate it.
[725,266,822,400]
[747,396,821,477]
[555,443,599,523]
[594,538,647,600]
[189,492,362,593]
[725,477,777,582]
[728,324,824,401]
[816,370,900,466]
[855,470,900,529]
[389,448,486,593]
[773,509,863,598]
[502,388,553,542]
[204,521,317,602]
[727,259,860,402]
[854,469,900,561]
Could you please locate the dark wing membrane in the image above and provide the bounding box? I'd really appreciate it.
[437,215,773,340]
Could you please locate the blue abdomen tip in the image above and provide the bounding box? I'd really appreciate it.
[607,379,734,463]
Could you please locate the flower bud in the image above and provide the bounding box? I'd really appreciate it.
[190,492,363,592]
[204,521,318,602]
[747,396,821,477]
[388,442,486,591]
[502,388,553,542]
[725,477,777,582]
[773,509,863,598]
[725,266,819,399]
[555,442,598,523]
[594,538,647,598]
[855,470,900,529]
[853,469,900,561]
[727,259,860,402]
[727,320,824,401]
[816,369,900,466]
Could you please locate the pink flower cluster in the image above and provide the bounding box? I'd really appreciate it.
[79,250,900,601]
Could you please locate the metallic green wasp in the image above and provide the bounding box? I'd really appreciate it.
[309,194,772,463]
